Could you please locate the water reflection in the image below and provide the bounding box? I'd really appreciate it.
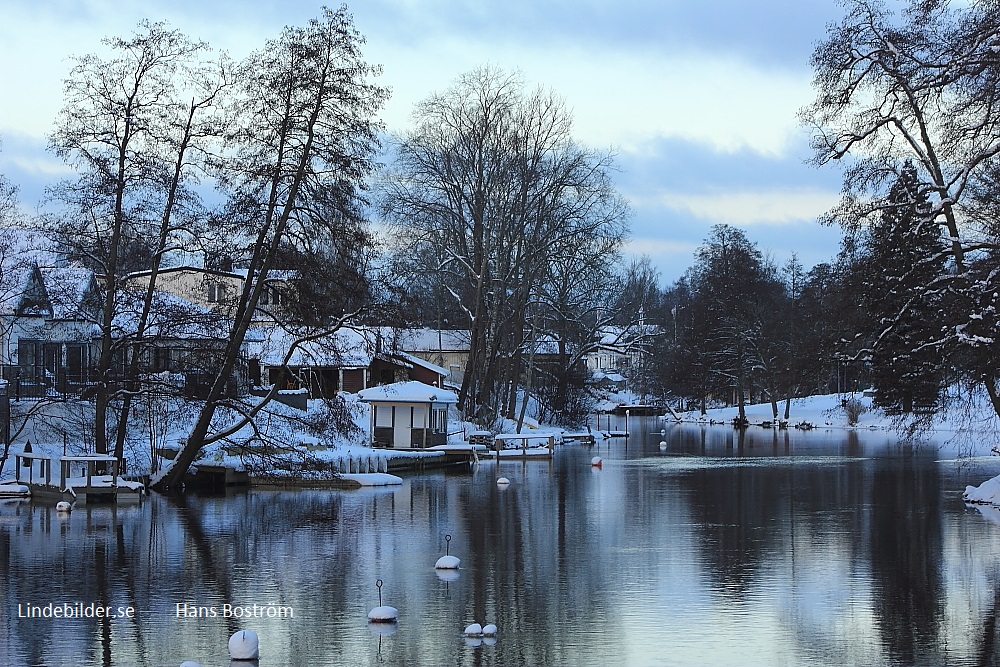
[3,422,1000,665]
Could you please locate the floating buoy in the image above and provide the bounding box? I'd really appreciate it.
[591,457,603,468]
[482,623,498,636]
[464,623,483,636]
[228,629,259,660]
[368,604,399,622]
[435,534,461,570]
[368,579,398,623]
[659,441,667,450]
[496,477,510,487]
[55,501,72,513]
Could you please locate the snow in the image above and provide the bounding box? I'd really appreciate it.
[671,391,957,431]
[246,325,376,367]
[435,554,460,569]
[0,483,29,497]
[339,473,402,487]
[228,629,259,660]
[964,476,1000,506]
[358,381,458,404]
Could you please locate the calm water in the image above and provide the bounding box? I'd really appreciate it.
[4,420,1000,666]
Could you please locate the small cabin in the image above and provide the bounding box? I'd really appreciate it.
[358,381,458,449]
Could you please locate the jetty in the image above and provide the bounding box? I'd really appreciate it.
[492,433,555,460]
[14,453,144,504]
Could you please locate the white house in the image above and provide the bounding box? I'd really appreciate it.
[358,381,458,449]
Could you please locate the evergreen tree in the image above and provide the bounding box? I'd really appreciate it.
[861,162,948,414]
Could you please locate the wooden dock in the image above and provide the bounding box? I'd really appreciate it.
[492,434,555,460]
[14,453,144,504]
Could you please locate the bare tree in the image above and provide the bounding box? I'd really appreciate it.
[44,21,221,455]
[151,6,387,492]
[381,66,629,426]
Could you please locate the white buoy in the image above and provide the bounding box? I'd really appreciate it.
[228,630,259,660]
[659,441,667,450]
[368,579,398,623]
[368,606,399,622]
[55,501,72,513]
[435,534,461,570]
[591,457,603,468]
[435,554,461,569]
[496,477,510,487]
[464,622,483,636]
[482,623,498,636]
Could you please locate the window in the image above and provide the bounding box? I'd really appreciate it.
[153,347,174,372]
[432,407,447,433]
[207,282,225,303]
[260,284,283,307]
[374,405,393,428]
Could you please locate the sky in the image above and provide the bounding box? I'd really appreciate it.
[0,0,850,286]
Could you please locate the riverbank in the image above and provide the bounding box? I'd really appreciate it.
[671,390,1000,436]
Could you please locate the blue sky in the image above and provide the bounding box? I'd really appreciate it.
[0,0,850,285]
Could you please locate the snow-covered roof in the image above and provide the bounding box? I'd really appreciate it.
[0,267,36,316]
[40,267,99,321]
[127,265,242,281]
[244,325,375,367]
[358,381,458,404]
[232,268,300,282]
[399,328,470,352]
[112,289,229,340]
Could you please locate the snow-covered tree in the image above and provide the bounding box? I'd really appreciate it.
[860,162,949,414]
[153,7,387,492]
[44,21,227,456]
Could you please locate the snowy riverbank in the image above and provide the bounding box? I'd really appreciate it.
[673,390,1000,436]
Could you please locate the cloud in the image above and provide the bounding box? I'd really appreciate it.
[649,188,841,226]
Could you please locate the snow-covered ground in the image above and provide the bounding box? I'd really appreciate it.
[673,390,1000,435]
[6,386,1000,490]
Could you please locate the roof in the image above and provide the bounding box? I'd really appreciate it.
[127,265,243,281]
[244,325,376,367]
[358,381,458,404]
[112,288,229,340]
[397,351,449,377]
[399,328,470,352]
[40,267,99,321]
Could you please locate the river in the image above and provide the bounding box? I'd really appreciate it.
[3,419,1000,666]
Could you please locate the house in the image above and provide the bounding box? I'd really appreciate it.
[358,381,457,449]
[0,264,232,399]
[0,265,101,395]
[398,328,469,388]
[583,325,656,375]
[125,265,299,324]
[112,288,232,398]
[244,326,449,399]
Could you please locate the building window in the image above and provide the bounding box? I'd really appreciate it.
[207,282,225,303]
[432,407,447,433]
[260,284,283,306]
